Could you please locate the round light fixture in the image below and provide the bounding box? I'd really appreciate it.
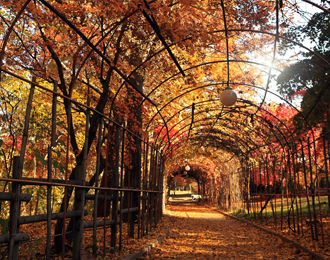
[220,86,237,106]
[185,165,190,171]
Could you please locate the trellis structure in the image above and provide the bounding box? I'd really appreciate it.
[0,0,330,259]
[0,77,165,259]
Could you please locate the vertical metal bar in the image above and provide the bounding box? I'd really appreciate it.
[149,145,155,231]
[327,132,330,213]
[272,158,277,227]
[93,118,103,256]
[111,125,120,250]
[46,81,57,259]
[259,160,262,220]
[250,165,254,216]
[251,164,256,219]
[308,138,318,240]
[251,163,255,219]
[127,149,131,242]
[285,151,290,228]
[119,125,125,251]
[153,147,159,226]
[137,140,143,239]
[313,139,325,244]
[62,93,72,259]
[160,155,164,221]
[139,141,146,238]
[291,143,300,234]
[138,141,147,239]
[280,161,284,230]
[287,148,295,232]
[301,140,314,239]
[141,140,149,237]
[247,162,250,215]
[145,142,151,235]
[72,164,83,258]
[137,186,141,239]
[154,148,159,226]
[156,155,161,224]
[8,156,20,260]
[159,155,164,220]
[265,157,269,223]
[295,143,304,236]
[254,162,257,219]
[9,77,35,259]
[323,135,330,213]
[103,121,111,256]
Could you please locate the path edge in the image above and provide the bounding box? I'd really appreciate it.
[210,207,326,260]
[121,228,170,260]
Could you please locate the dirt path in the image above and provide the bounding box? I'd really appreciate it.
[139,203,312,259]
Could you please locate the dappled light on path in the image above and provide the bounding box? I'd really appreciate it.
[139,204,311,259]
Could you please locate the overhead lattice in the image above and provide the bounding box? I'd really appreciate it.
[1,0,329,177]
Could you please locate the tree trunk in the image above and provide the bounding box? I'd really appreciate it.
[122,71,143,238]
[97,122,120,217]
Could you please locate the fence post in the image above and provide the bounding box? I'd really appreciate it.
[73,165,84,258]
[154,148,159,226]
[9,77,35,259]
[111,125,120,249]
[149,145,155,231]
[93,118,103,255]
[46,80,57,259]
[8,156,20,260]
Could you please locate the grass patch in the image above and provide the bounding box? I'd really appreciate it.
[261,197,329,218]
[234,196,329,220]
[230,210,255,220]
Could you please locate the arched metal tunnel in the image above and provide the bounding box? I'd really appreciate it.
[0,0,329,258]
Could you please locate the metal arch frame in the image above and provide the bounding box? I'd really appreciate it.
[130,29,330,114]
[167,164,210,185]
[1,0,328,200]
[133,27,330,139]
[143,57,326,131]
[164,109,288,156]
[0,68,149,144]
[220,0,230,87]
[2,69,318,157]
[2,0,329,152]
[167,165,203,181]
[160,101,296,163]
[257,0,280,110]
[154,90,299,148]
[160,113,263,153]
[95,18,329,152]
[150,79,320,154]
[0,0,174,150]
[163,114,285,161]
[138,55,329,143]
[163,136,242,162]
[163,114,279,160]
[110,27,330,114]
[157,104,287,148]
[0,0,306,169]
[36,0,156,106]
[0,1,326,256]
[158,111,284,161]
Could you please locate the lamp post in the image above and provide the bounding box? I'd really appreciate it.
[220,86,237,106]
